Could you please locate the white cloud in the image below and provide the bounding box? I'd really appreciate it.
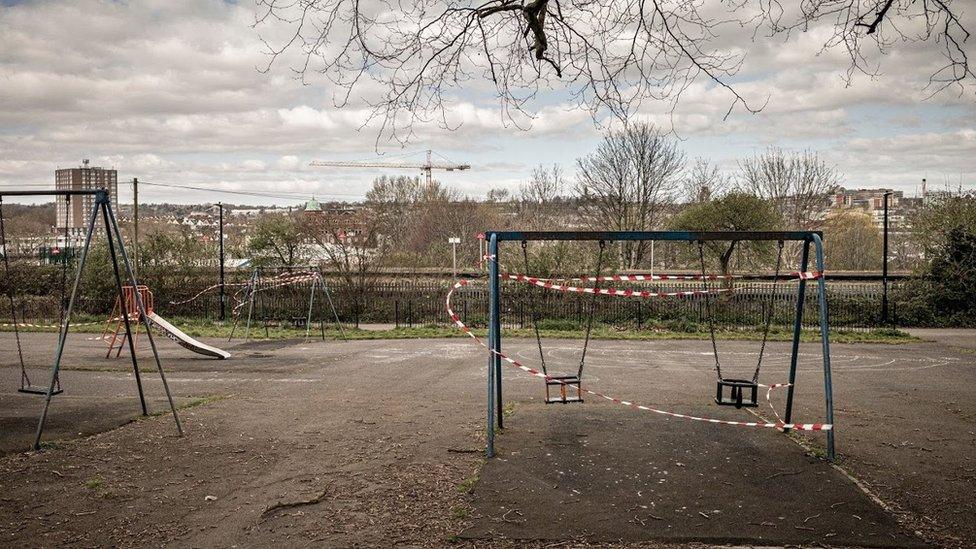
[0,0,972,203]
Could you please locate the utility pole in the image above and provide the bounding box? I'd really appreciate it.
[218,202,226,321]
[449,237,460,279]
[882,191,892,325]
[132,177,139,278]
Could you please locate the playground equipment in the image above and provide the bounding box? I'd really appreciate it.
[520,240,608,404]
[0,194,72,396]
[0,189,182,450]
[104,285,230,359]
[450,230,834,461]
[229,267,344,342]
[701,240,785,409]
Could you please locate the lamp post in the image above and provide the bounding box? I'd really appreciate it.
[882,191,892,325]
[216,203,226,321]
[449,237,461,279]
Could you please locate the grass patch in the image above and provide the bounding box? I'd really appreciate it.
[162,314,918,344]
[502,402,517,419]
[3,316,918,344]
[84,477,104,490]
[138,394,228,420]
[37,440,64,451]
[457,473,480,494]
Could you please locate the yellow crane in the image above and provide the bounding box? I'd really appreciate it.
[309,150,470,186]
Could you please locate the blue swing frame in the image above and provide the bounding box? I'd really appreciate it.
[483,230,835,461]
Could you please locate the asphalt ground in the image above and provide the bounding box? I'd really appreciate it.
[1,330,974,547]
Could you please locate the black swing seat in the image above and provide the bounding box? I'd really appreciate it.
[545,375,583,404]
[715,378,758,409]
[19,385,63,396]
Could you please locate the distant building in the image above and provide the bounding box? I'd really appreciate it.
[832,188,903,211]
[54,160,119,234]
[831,188,909,229]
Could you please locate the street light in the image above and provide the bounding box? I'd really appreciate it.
[214,203,226,321]
[448,237,461,279]
[882,191,893,325]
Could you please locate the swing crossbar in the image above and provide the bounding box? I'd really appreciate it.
[486,231,821,242]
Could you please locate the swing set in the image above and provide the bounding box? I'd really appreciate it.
[0,189,183,450]
[476,230,835,461]
[1,194,71,396]
[228,267,345,342]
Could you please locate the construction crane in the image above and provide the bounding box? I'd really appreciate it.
[309,150,470,186]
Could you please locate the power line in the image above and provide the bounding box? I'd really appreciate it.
[137,181,365,202]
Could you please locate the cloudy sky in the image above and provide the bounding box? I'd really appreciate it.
[0,0,974,206]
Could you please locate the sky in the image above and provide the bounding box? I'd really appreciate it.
[0,0,974,206]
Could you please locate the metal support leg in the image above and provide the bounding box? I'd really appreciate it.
[244,270,256,342]
[102,205,148,416]
[304,275,316,342]
[321,276,345,340]
[493,256,503,430]
[33,202,99,450]
[104,202,183,437]
[812,234,836,461]
[783,240,810,428]
[486,234,499,458]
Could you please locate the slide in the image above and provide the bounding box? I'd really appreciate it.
[146,312,231,360]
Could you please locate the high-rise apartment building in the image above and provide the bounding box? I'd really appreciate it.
[54,159,118,234]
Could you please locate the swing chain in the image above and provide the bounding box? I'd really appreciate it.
[0,196,29,383]
[521,240,548,376]
[752,240,785,382]
[577,240,606,378]
[698,241,723,381]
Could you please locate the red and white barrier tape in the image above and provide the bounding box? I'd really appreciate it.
[169,281,250,306]
[1,313,139,330]
[446,278,831,432]
[580,274,735,282]
[504,274,729,299]
[230,273,320,314]
[170,271,326,306]
[579,271,823,282]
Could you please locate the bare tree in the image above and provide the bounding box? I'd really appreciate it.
[822,209,883,270]
[737,148,840,229]
[575,122,684,269]
[300,208,379,327]
[683,158,729,204]
[255,0,972,143]
[517,164,565,229]
[366,175,459,256]
[519,164,563,204]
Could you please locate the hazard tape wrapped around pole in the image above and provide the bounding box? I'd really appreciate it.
[446,278,832,432]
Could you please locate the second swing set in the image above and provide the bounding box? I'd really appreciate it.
[475,230,835,461]
[517,238,787,410]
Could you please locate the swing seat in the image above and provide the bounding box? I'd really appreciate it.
[18,385,63,396]
[715,378,758,409]
[545,375,583,404]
